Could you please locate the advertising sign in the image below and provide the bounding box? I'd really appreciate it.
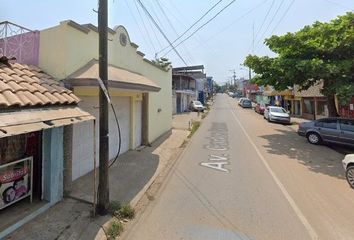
[0,157,32,209]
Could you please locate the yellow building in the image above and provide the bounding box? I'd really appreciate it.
[39,20,172,180]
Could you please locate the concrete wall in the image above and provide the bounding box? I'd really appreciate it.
[39,21,172,144]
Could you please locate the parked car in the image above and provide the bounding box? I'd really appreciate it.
[240,99,252,108]
[298,118,354,147]
[238,97,247,106]
[255,103,266,114]
[190,100,205,112]
[264,106,291,124]
[342,154,354,188]
[232,92,240,98]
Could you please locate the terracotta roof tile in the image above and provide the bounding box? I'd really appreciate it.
[0,73,14,82]
[22,75,38,84]
[32,82,48,93]
[23,91,44,105]
[6,81,24,92]
[43,92,61,104]
[2,90,22,105]
[2,67,16,75]
[0,94,10,106]
[16,91,33,106]
[0,81,11,92]
[0,62,81,108]
[34,92,52,104]
[13,68,26,77]
[52,92,68,104]
[22,69,36,77]
[11,74,26,83]
[19,82,38,92]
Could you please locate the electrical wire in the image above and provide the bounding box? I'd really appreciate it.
[254,0,286,51]
[322,0,354,11]
[130,0,158,53]
[195,0,268,53]
[108,98,122,168]
[136,0,188,65]
[245,0,275,54]
[142,4,165,50]
[156,0,224,55]
[162,0,238,57]
[124,0,156,54]
[269,0,296,35]
[154,0,195,63]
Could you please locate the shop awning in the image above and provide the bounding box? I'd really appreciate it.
[0,106,94,138]
[65,59,161,92]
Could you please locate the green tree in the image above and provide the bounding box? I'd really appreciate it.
[244,12,354,116]
[152,57,171,70]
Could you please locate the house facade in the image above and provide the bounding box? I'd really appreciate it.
[173,65,207,104]
[38,20,172,180]
[172,73,196,114]
[260,82,329,120]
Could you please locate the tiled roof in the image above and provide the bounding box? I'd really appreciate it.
[294,81,324,97]
[0,62,80,108]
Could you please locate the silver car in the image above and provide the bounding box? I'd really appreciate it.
[298,118,354,147]
[264,106,291,124]
[342,154,354,188]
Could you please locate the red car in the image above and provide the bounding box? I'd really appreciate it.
[254,103,266,114]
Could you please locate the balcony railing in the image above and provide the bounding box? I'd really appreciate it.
[0,21,39,65]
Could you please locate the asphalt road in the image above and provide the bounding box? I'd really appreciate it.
[122,94,354,240]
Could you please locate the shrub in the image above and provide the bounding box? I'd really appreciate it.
[106,220,123,239]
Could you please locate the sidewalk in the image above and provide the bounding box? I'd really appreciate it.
[7,112,199,240]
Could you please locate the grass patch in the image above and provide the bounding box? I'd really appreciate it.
[188,121,201,138]
[115,204,135,219]
[106,220,124,239]
[108,201,121,215]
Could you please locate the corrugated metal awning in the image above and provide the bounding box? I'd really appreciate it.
[0,106,95,138]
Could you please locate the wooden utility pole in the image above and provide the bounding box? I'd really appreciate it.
[97,0,109,215]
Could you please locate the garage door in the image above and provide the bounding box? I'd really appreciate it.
[109,96,130,159]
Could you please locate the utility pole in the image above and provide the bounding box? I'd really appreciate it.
[97,0,109,215]
[229,69,237,89]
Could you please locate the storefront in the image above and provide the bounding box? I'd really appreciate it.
[301,97,328,120]
[0,107,94,238]
[0,58,94,238]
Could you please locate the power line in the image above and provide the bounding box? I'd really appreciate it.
[254,0,286,51]
[154,0,195,63]
[124,0,156,53]
[157,0,224,54]
[269,0,296,35]
[322,0,354,11]
[247,0,275,54]
[163,0,238,57]
[134,0,164,50]
[135,0,188,65]
[192,0,269,51]
[159,0,219,59]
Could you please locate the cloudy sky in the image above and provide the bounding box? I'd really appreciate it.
[2,0,353,83]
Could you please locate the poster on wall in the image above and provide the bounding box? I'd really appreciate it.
[0,157,32,210]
